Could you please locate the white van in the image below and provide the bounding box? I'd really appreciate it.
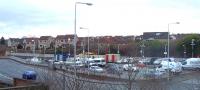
[182,58,200,70]
[88,58,106,67]
[158,60,182,73]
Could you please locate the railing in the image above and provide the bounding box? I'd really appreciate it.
[9,53,54,58]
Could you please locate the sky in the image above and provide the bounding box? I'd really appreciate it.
[0,0,200,39]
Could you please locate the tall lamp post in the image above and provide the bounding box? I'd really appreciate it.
[31,40,36,57]
[167,22,179,80]
[68,38,71,59]
[73,2,92,88]
[74,1,92,78]
[80,27,90,58]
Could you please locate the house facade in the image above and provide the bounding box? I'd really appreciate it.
[38,36,54,49]
[23,38,39,50]
[55,35,74,48]
[7,38,24,49]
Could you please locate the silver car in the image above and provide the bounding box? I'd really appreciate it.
[89,66,104,73]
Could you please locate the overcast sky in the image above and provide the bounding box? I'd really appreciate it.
[0,0,200,39]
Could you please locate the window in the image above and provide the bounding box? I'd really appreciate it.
[181,61,187,65]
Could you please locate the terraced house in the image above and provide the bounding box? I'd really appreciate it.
[38,36,54,49]
[55,35,74,48]
[23,38,39,50]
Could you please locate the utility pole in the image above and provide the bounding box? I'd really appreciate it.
[182,44,186,58]
[191,39,195,58]
[164,44,167,57]
[140,43,145,58]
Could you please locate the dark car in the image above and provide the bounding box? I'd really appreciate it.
[144,57,158,65]
[106,63,123,75]
[22,71,37,80]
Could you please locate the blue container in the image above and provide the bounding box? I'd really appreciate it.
[22,71,37,80]
[62,53,67,61]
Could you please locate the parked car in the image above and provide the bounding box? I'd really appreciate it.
[31,57,41,63]
[153,58,175,65]
[89,66,104,73]
[182,58,200,70]
[143,57,158,65]
[153,58,162,65]
[106,63,123,74]
[123,64,138,71]
[22,71,37,80]
[170,62,182,73]
[144,69,165,78]
[74,61,85,67]
[54,61,64,64]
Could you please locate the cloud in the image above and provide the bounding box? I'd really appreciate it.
[0,0,200,38]
[0,0,75,38]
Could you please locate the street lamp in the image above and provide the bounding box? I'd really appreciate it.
[74,2,92,62]
[167,22,179,80]
[74,1,92,84]
[43,45,46,60]
[167,22,179,59]
[80,27,90,58]
[68,38,71,58]
[31,40,35,57]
